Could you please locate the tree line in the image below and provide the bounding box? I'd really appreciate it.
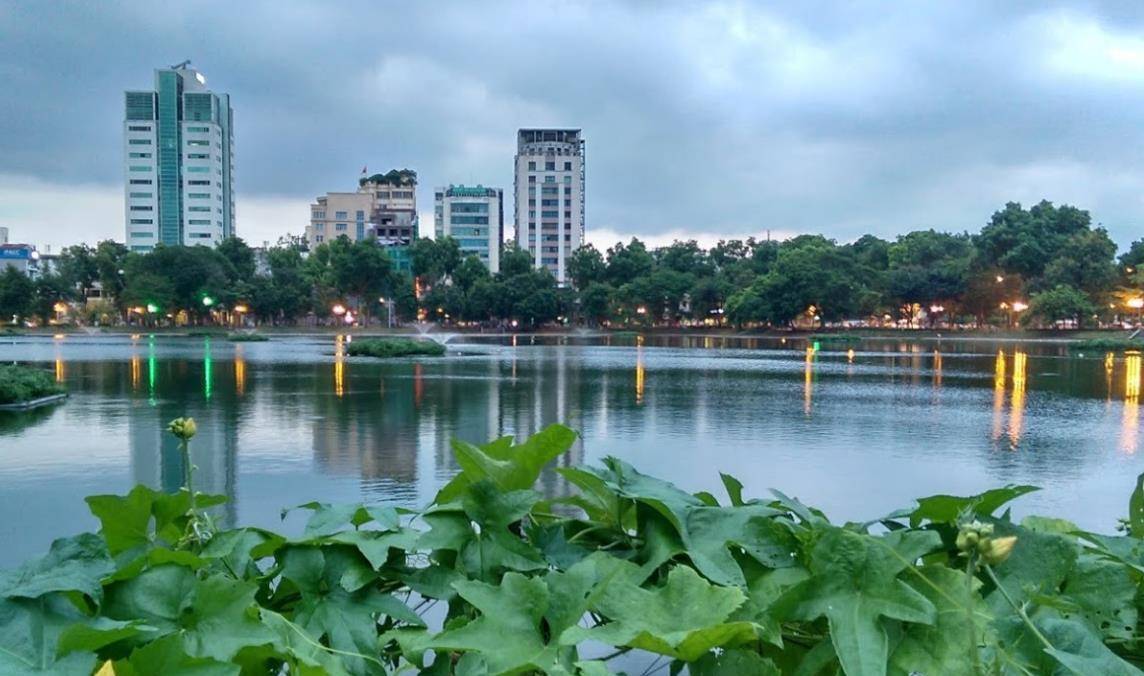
[1,199,1142,329]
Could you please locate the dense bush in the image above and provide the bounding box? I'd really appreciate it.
[0,364,64,404]
[227,332,269,342]
[3,423,1144,674]
[346,337,445,358]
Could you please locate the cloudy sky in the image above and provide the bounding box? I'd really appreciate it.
[2,1,1143,252]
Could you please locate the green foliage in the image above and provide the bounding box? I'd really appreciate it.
[8,423,1144,674]
[0,265,35,322]
[1069,337,1144,352]
[345,337,446,358]
[226,333,268,342]
[0,364,64,405]
[1026,284,1098,327]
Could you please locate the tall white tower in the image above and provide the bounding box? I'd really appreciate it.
[513,129,584,283]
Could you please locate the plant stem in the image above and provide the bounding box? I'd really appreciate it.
[966,553,982,675]
[984,564,1053,651]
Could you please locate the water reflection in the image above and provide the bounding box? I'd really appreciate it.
[1124,353,1141,454]
[3,334,1144,566]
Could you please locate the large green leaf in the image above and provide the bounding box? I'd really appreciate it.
[85,486,226,557]
[562,565,755,662]
[102,565,275,663]
[908,485,1039,527]
[426,572,554,674]
[889,566,990,676]
[985,523,1077,612]
[690,649,780,675]
[435,424,577,504]
[0,594,97,675]
[110,634,239,676]
[1129,472,1144,538]
[0,533,113,604]
[773,528,939,676]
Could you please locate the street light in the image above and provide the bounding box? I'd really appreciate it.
[332,304,346,316]
[234,304,248,314]
[202,296,214,307]
[1012,301,1028,313]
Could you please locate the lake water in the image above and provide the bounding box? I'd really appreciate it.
[0,333,1140,566]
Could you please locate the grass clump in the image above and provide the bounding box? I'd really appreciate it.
[227,332,269,342]
[810,333,862,343]
[0,364,65,405]
[1070,337,1144,352]
[346,337,445,358]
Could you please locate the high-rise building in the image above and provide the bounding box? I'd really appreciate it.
[123,62,234,252]
[514,129,585,283]
[305,169,418,273]
[434,185,504,273]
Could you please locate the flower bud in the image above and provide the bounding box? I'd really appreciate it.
[983,535,1017,565]
[168,417,197,441]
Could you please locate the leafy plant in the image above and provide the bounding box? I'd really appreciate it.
[3,421,1144,674]
[345,338,445,358]
[0,364,64,405]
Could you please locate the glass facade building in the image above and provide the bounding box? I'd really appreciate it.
[123,64,234,251]
[434,185,504,273]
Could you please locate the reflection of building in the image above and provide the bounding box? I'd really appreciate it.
[514,129,585,284]
[434,185,504,272]
[124,62,235,251]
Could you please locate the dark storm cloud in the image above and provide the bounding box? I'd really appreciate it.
[2,0,1143,248]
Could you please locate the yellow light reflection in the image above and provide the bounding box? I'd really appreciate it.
[635,342,646,405]
[334,334,345,398]
[131,354,141,390]
[992,350,1006,442]
[234,345,246,397]
[1106,352,1116,403]
[847,348,855,364]
[804,346,815,415]
[1008,351,1027,448]
[933,350,943,388]
[54,358,65,383]
[1123,352,1141,454]
[413,362,423,408]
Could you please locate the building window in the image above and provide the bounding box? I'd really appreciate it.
[545,176,555,183]
[564,162,572,170]
[188,180,210,186]
[528,210,535,218]
[129,206,152,211]
[314,223,325,231]
[127,125,152,132]
[187,126,210,132]
[129,179,153,185]
[541,199,558,206]
[315,235,324,243]
[336,223,347,231]
[129,192,153,198]
[564,187,572,196]
[188,192,210,198]
[129,152,152,159]
[189,206,211,212]
[187,153,209,159]
[356,210,364,220]
[545,161,556,170]
[528,161,536,170]
[187,140,209,147]
[541,210,558,218]
[528,176,535,184]
[130,232,153,238]
[312,211,325,219]
[188,219,211,225]
[129,218,153,224]
[186,166,210,173]
[335,211,347,219]
[565,211,572,219]
[128,139,152,145]
[129,166,151,172]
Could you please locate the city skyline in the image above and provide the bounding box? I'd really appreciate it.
[4,2,1144,253]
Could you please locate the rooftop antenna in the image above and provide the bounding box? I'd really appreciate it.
[170,59,192,70]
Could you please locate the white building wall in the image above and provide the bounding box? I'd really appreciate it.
[124,120,159,251]
[513,129,584,284]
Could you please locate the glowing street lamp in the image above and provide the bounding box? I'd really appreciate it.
[234,304,248,314]
[332,304,347,316]
[1012,301,1028,313]
[1128,298,1144,310]
[146,303,158,314]
[202,296,215,308]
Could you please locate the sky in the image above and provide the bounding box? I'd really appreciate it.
[2,0,1144,253]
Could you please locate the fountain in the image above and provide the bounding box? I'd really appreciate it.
[415,321,458,346]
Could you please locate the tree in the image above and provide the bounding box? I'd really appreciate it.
[453,255,491,294]
[500,245,534,278]
[33,273,74,323]
[1025,285,1097,327]
[579,283,613,325]
[605,239,654,286]
[327,238,394,320]
[56,245,98,298]
[410,237,461,287]
[93,240,129,311]
[976,201,1091,281]
[567,245,606,290]
[216,237,257,282]
[1040,228,1117,297]
[0,267,35,322]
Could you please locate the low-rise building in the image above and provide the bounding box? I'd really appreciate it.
[434,185,504,273]
[306,169,419,273]
[0,244,42,277]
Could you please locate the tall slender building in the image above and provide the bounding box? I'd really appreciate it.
[434,185,504,273]
[124,62,234,252]
[513,129,584,284]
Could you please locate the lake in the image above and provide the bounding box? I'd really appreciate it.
[0,333,1140,566]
